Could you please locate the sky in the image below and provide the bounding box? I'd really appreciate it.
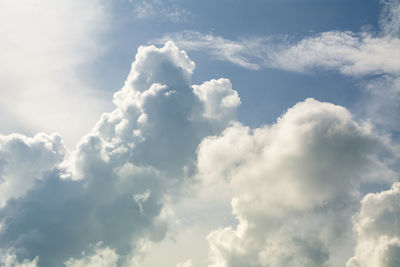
[0,0,400,266]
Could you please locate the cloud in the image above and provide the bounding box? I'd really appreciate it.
[0,248,38,267]
[0,0,111,148]
[347,182,400,267]
[196,98,396,266]
[64,243,119,267]
[0,133,66,205]
[361,76,400,133]
[380,0,400,36]
[158,0,400,135]
[159,29,400,76]
[158,1,400,77]
[176,260,194,267]
[1,4,399,265]
[267,31,400,76]
[0,41,240,267]
[133,0,190,23]
[193,78,241,122]
[156,31,266,70]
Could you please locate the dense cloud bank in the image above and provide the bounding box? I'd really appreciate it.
[0,41,399,267]
[198,99,397,267]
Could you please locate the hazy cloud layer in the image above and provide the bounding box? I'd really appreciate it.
[0,0,111,148]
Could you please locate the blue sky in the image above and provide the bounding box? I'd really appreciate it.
[1,1,400,267]
[91,0,381,127]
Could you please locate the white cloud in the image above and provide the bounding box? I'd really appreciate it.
[1,5,399,265]
[158,1,400,77]
[0,249,38,267]
[0,41,240,266]
[196,98,396,267]
[156,31,266,70]
[362,76,400,132]
[158,0,400,135]
[159,30,400,76]
[0,133,66,205]
[64,243,119,267]
[380,0,400,36]
[347,182,400,267]
[0,0,111,148]
[268,31,400,76]
[133,0,190,23]
[176,259,194,267]
[193,78,240,122]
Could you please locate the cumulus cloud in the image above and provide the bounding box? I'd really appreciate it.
[64,243,119,267]
[193,78,241,123]
[1,4,399,265]
[0,133,66,205]
[347,182,400,267]
[0,41,240,267]
[0,249,38,267]
[196,98,396,267]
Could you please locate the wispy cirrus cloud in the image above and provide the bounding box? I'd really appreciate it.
[133,0,191,23]
[157,1,400,77]
[157,30,400,76]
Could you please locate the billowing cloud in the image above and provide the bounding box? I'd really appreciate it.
[0,248,38,267]
[193,78,240,123]
[0,133,66,205]
[347,182,400,267]
[1,3,400,264]
[64,243,119,267]
[196,98,396,266]
[0,42,240,266]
